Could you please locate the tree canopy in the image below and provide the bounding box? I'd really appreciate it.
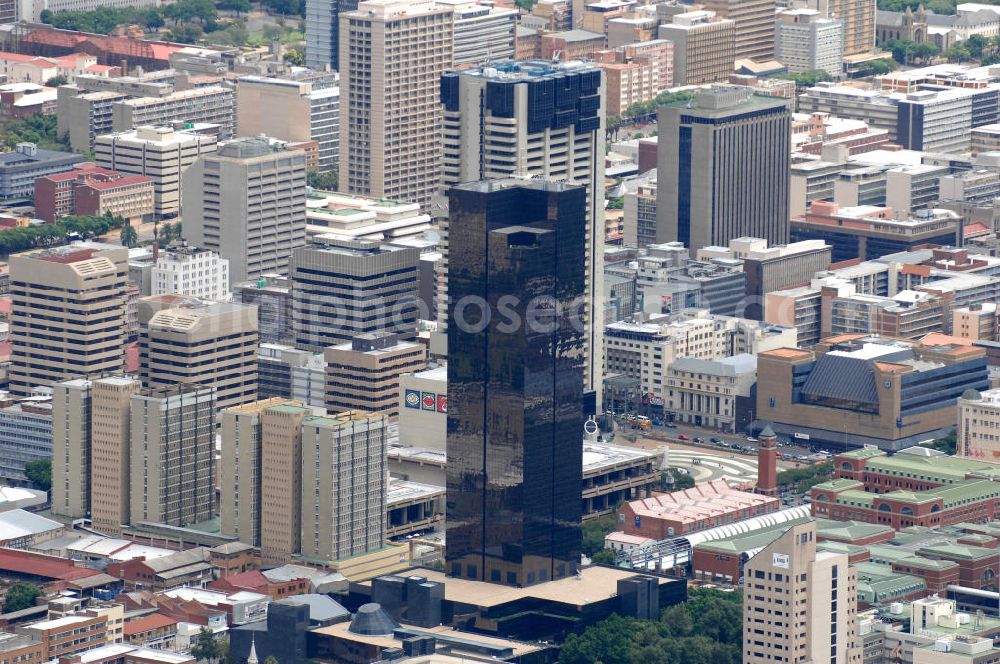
[24,459,51,491]
[0,213,125,256]
[2,113,70,152]
[4,583,42,613]
[558,588,743,664]
[772,69,833,87]
[582,515,617,557]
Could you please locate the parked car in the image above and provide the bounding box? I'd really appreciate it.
[693,437,705,443]
[678,434,689,441]
[665,422,677,428]
[710,437,722,444]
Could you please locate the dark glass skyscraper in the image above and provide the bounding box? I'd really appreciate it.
[446,179,585,588]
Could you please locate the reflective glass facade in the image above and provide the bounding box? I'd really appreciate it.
[445,179,585,587]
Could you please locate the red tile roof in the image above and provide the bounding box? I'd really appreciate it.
[123,613,177,635]
[0,549,102,582]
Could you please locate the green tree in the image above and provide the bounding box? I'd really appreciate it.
[120,222,138,248]
[776,461,832,495]
[2,113,70,151]
[190,628,220,663]
[772,69,833,87]
[607,196,624,210]
[4,582,42,613]
[263,657,279,664]
[166,23,204,44]
[44,75,67,87]
[663,467,694,490]
[307,169,338,191]
[23,459,51,491]
[559,614,636,664]
[966,34,990,58]
[283,48,305,66]
[945,43,971,62]
[581,515,617,556]
[931,429,957,455]
[218,0,251,14]
[856,58,899,76]
[591,548,618,565]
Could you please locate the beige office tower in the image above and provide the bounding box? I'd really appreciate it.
[90,376,142,535]
[183,138,308,283]
[702,0,775,62]
[300,410,388,562]
[260,402,310,564]
[439,62,606,401]
[129,385,216,529]
[95,126,218,218]
[138,296,259,410]
[220,398,300,548]
[9,242,128,396]
[744,520,861,664]
[51,378,93,520]
[657,11,736,86]
[338,0,454,210]
[324,333,427,417]
[814,0,874,55]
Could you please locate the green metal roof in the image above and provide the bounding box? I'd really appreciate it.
[831,490,875,508]
[918,542,998,561]
[862,454,1000,485]
[839,447,886,460]
[814,479,864,491]
[854,563,927,605]
[815,519,895,542]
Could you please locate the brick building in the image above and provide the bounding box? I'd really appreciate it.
[34,163,153,222]
[208,570,309,601]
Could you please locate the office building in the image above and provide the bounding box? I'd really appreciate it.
[111,86,235,138]
[440,60,605,399]
[446,179,585,587]
[95,125,218,218]
[0,142,82,198]
[139,295,258,410]
[305,191,432,242]
[338,0,454,209]
[702,0,775,63]
[958,388,1000,463]
[666,353,757,433]
[236,76,340,172]
[657,87,791,251]
[953,302,997,342]
[257,344,327,408]
[775,9,844,76]
[150,245,230,301]
[305,0,358,70]
[51,378,92,519]
[129,384,216,529]
[234,275,292,344]
[184,138,308,283]
[33,163,154,223]
[0,396,51,485]
[90,375,141,535]
[657,10,735,86]
[300,410,389,562]
[972,123,1000,155]
[9,242,128,396]
[743,520,861,664]
[757,334,989,450]
[259,402,309,564]
[290,237,420,352]
[791,201,962,262]
[445,0,517,65]
[324,333,427,417]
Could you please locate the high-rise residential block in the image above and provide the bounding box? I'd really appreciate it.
[290,237,420,352]
[444,0,517,66]
[236,76,340,172]
[51,378,92,520]
[657,10,736,86]
[657,87,791,251]
[90,376,141,535]
[743,520,861,664]
[824,0,875,56]
[129,384,216,529]
[184,138,308,283]
[139,295,258,410]
[702,0,775,62]
[299,410,388,562]
[324,332,427,416]
[338,0,454,209]
[440,60,605,401]
[220,397,299,548]
[150,245,230,301]
[260,402,309,564]
[9,242,128,396]
[95,125,218,218]
[446,179,585,588]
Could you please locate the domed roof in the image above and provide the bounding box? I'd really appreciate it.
[348,603,398,636]
[962,389,982,401]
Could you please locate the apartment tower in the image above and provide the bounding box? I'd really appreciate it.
[260,402,309,564]
[51,378,93,520]
[338,0,454,209]
[129,385,216,528]
[323,332,427,416]
[9,242,128,396]
[305,0,360,69]
[184,138,308,283]
[138,295,259,410]
[290,238,420,352]
[701,0,775,62]
[299,410,388,562]
[744,520,861,663]
[822,0,875,55]
[440,61,605,402]
[446,179,585,587]
[657,87,791,251]
[90,376,141,535]
[657,10,736,86]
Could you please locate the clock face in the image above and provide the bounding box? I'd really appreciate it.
[884,380,892,389]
